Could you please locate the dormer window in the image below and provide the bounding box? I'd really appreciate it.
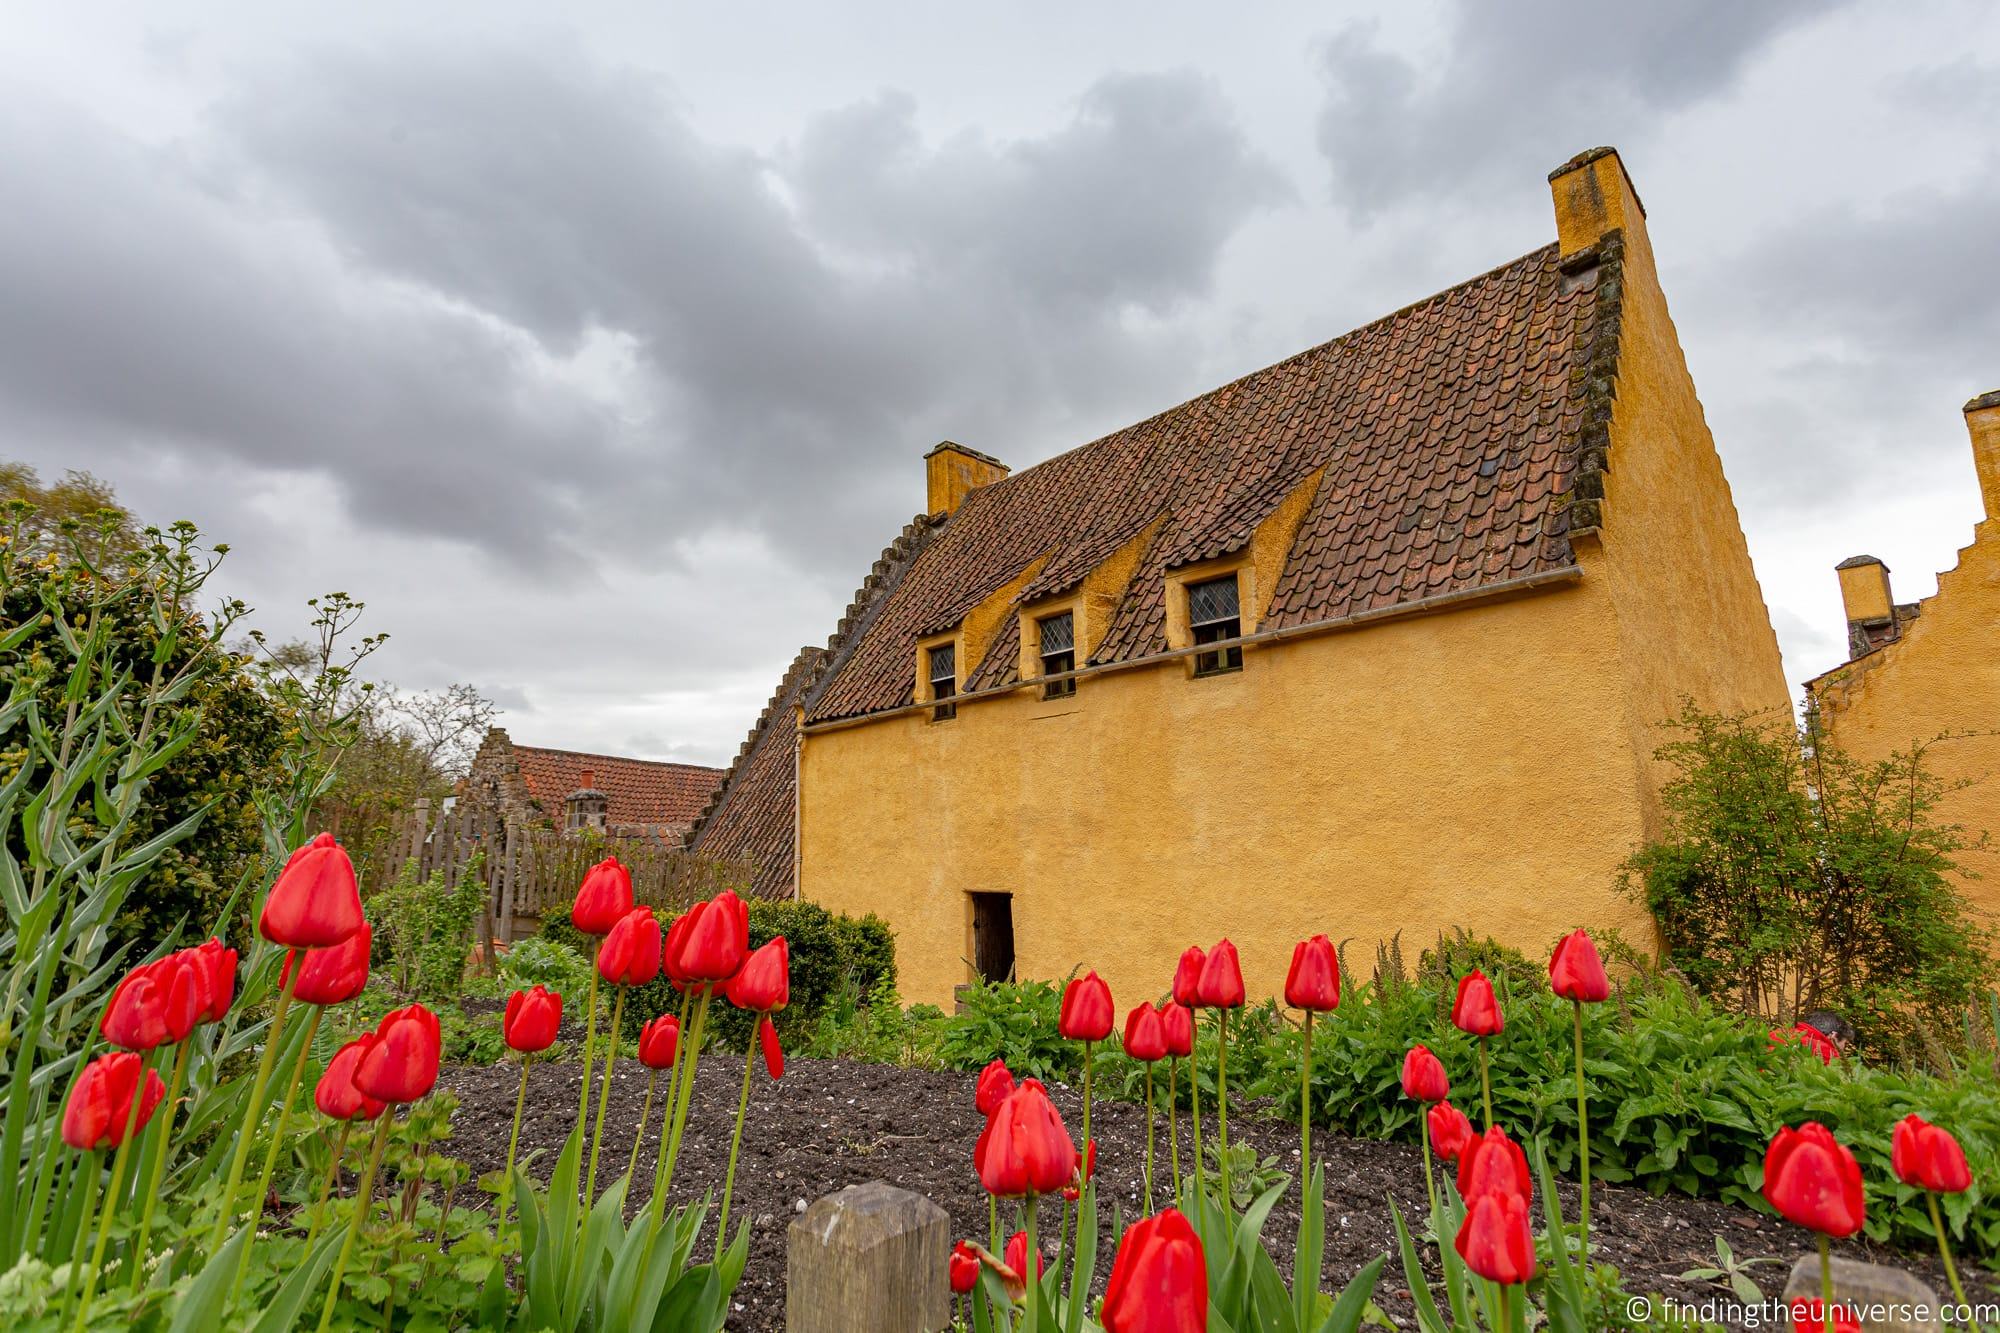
[1038,611,1076,699]
[1188,574,1243,676]
[928,643,957,721]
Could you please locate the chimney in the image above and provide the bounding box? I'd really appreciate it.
[1547,146,1648,260]
[565,769,607,833]
[1834,555,1896,659]
[1966,389,2000,522]
[924,441,1008,518]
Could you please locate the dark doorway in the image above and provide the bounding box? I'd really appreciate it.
[970,892,1015,984]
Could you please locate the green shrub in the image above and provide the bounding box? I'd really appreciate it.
[372,853,487,999]
[935,978,1074,1081]
[539,896,896,1049]
[496,935,594,996]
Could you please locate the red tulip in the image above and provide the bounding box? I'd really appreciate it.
[663,911,697,989]
[759,1016,785,1079]
[62,1052,166,1150]
[638,1014,680,1069]
[315,1035,387,1122]
[1159,1003,1194,1059]
[352,1003,442,1104]
[949,1240,980,1294]
[101,955,206,1051]
[503,985,563,1054]
[1123,1005,1167,1062]
[1003,1229,1046,1284]
[975,1078,1077,1197]
[726,936,790,1013]
[598,907,663,986]
[1065,1139,1098,1201]
[1285,935,1340,1012]
[1762,1122,1865,1237]
[570,856,635,936]
[1428,1101,1474,1162]
[1455,1189,1536,1285]
[975,1059,1015,1117]
[1789,1299,1862,1333]
[1059,970,1115,1042]
[1451,970,1503,1036]
[1457,1125,1531,1204]
[281,923,372,1006]
[1549,930,1610,1003]
[258,832,364,949]
[1891,1114,1972,1194]
[673,891,750,982]
[1400,1044,1450,1103]
[186,937,238,1023]
[1769,1024,1839,1065]
[1171,947,1206,1007]
[1195,940,1244,1009]
[1101,1207,1208,1333]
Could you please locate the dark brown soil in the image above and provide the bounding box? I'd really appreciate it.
[435,1056,1989,1331]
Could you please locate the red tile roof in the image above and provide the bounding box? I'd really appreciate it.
[806,240,1610,723]
[685,648,823,898]
[510,745,724,835]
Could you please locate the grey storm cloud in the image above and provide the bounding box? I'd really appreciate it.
[0,40,1285,578]
[1313,0,1844,217]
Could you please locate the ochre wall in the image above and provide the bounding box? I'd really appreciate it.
[1550,151,1793,827]
[1810,496,2000,927]
[799,575,1658,1009]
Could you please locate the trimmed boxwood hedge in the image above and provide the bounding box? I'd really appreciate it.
[540,896,896,1052]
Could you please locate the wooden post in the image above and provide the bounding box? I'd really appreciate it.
[786,1181,948,1333]
[500,818,522,943]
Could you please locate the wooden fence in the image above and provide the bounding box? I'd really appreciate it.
[391,798,755,965]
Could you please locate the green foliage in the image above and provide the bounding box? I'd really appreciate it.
[936,978,1074,1081]
[1178,1168,1385,1333]
[798,975,950,1068]
[373,852,487,999]
[540,895,897,1051]
[1625,703,1995,1059]
[497,934,595,997]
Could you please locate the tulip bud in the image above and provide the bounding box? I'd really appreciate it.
[759,1015,785,1080]
[258,833,365,949]
[503,985,563,1054]
[1171,947,1206,1008]
[1450,970,1503,1036]
[187,937,238,1024]
[598,907,663,987]
[1763,1122,1865,1237]
[1549,929,1610,1003]
[1196,940,1245,1009]
[1891,1114,1972,1194]
[1457,1125,1531,1204]
[281,923,372,1007]
[1122,1004,1166,1062]
[1285,934,1341,1012]
[315,1036,387,1122]
[974,1059,1015,1117]
[1101,1208,1208,1333]
[62,1052,167,1150]
[1455,1189,1536,1285]
[570,857,635,936]
[948,1240,980,1295]
[353,1004,442,1104]
[975,1079,1077,1197]
[1159,1002,1195,1059]
[1058,970,1115,1042]
[1399,1044,1450,1102]
[1003,1230,1046,1286]
[1427,1100,1474,1163]
[726,936,790,1014]
[638,1014,681,1070]
[101,955,206,1051]
[673,891,750,983]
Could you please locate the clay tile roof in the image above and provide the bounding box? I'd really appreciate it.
[511,745,724,835]
[806,240,1609,724]
[686,647,824,898]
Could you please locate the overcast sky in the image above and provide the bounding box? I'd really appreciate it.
[6,2,1996,766]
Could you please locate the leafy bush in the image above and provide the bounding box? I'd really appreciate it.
[797,976,949,1067]
[373,852,488,999]
[496,935,594,997]
[935,978,1075,1081]
[540,896,896,1049]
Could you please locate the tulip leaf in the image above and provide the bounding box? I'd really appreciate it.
[1388,1197,1449,1333]
[245,1226,343,1333]
[1316,1253,1384,1333]
[167,1221,251,1333]
[1294,1164,1326,1332]
[1065,1182,1097,1333]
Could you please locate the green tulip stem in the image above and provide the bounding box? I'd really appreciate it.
[128,1036,192,1292]
[302,1120,353,1256]
[1420,1109,1438,1228]
[1142,1063,1155,1209]
[1188,1053,1204,1202]
[1498,1282,1511,1333]
[59,1151,102,1326]
[575,947,602,1144]
[1022,1193,1040,1333]
[584,987,626,1206]
[1478,1035,1493,1132]
[646,990,692,1207]
[1926,1193,1971,1313]
[72,1088,144,1333]
[500,1057,531,1227]
[715,1030,760,1258]
[233,1004,325,1296]
[1571,999,1590,1252]
[657,990,712,1209]
[1167,1058,1181,1203]
[209,954,300,1251]
[987,1193,999,1255]
[1818,1234,1834,1333]
[1300,1010,1314,1185]
[627,1070,657,1182]
[1216,1009,1232,1209]
[316,1114,393,1333]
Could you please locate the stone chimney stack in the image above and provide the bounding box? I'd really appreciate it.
[1548,146,1648,261]
[924,441,1008,518]
[1966,389,2000,522]
[1834,555,1897,659]
[565,768,608,833]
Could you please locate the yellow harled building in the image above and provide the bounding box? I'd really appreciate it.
[690,148,1793,1008]
[1807,393,2000,926]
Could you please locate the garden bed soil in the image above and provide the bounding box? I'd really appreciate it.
[436,1056,1988,1331]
